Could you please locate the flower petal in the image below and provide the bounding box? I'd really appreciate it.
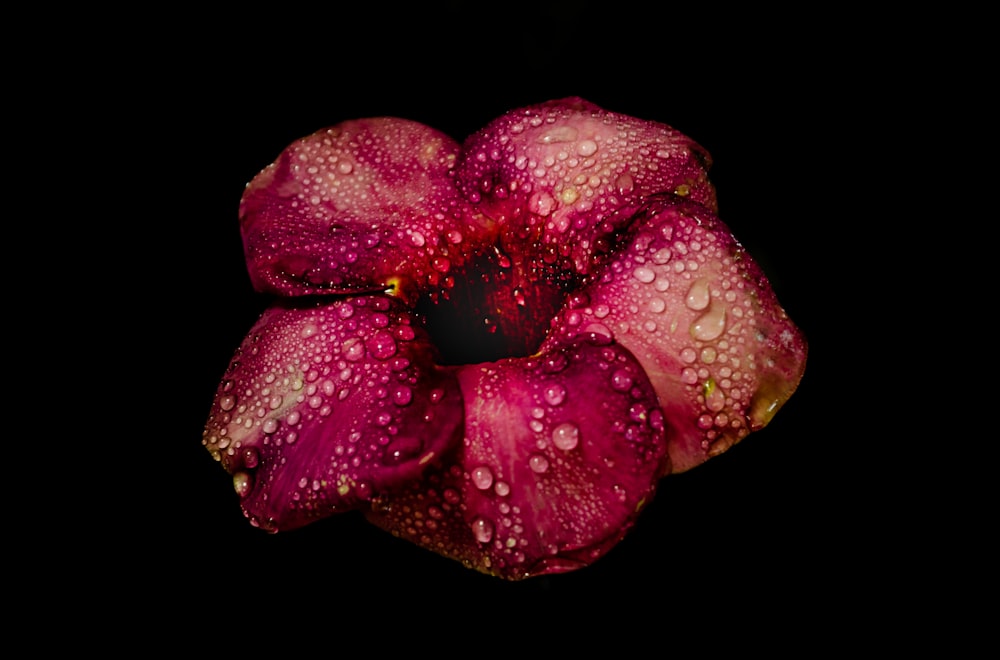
[544,195,808,472]
[455,97,716,277]
[201,295,464,531]
[239,117,495,300]
[364,337,668,580]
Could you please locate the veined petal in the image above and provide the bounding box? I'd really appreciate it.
[202,295,464,531]
[364,337,668,580]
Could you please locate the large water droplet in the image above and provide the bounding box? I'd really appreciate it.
[552,422,580,450]
[633,266,656,284]
[366,330,397,360]
[233,472,252,498]
[472,466,494,490]
[528,454,550,473]
[471,516,494,543]
[576,139,598,156]
[543,383,566,406]
[539,125,578,144]
[343,337,365,361]
[691,304,726,341]
[685,279,711,311]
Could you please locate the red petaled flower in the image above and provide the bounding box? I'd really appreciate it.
[202,97,807,580]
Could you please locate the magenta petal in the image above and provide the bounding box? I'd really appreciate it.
[364,337,668,580]
[545,196,808,472]
[455,97,716,277]
[201,295,464,531]
[239,117,494,299]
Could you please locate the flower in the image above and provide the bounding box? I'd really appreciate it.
[201,97,807,580]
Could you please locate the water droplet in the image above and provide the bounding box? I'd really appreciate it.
[691,304,726,341]
[366,330,397,360]
[392,386,412,406]
[219,394,236,412]
[576,139,598,156]
[494,481,510,497]
[611,369,633,391]
[529,454,550,473]
[472,466,494,490]
[262,419,279,435]
[649,297,666,313]
[685,279,711,311]
[539,125,578,144]
[343,337,365,361]
[652,247,672,264]
[681,367,699,385]
[633,266,656,283]
[543,383,566,406]
[383,436,423,465]
[552,422,579,450]
[513,287,526,306]
[471,517,494,543]
[432,256,450,273]
[615,173,635,194]
[233,472,252,498]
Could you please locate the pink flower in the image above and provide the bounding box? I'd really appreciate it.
[201,97,807,580]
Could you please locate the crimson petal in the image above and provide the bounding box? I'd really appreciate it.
[364,337,668,580]
[239,117,495,300]
[455,97,716,277]
[201,295,464,531]
[544,195,808,472]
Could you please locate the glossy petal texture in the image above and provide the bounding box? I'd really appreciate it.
[544,196,808,472]
[201,295,464,531]
[364,337,668,580]
[239,117,494,300]
[205,97,807,579]
[455,96,716,278]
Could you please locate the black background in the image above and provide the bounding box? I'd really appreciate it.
[85,2,911,642]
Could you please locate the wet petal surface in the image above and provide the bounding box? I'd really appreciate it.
[239,117,494,300]
[364,337,668,580]
[455,97,716,278]
[202,295,464,531]
[544,196,807,472]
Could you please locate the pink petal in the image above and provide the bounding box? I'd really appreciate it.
[201,295,464,531]
[543,196,808,472]
[364,337,668,580]
[239,117,495,300]
[454,96,716,277]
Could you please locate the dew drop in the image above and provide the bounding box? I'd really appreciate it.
[392,386,413,406]
[649,297,666,313]
[611,369,633,391]
[577,139,598,156]
[685,279,711,311]
[543,383,566,406]
[494,481,510,497]
[528,454,550,473]
[652,247,672,264]
[366,330,397,360]
[262,419,279,435]
[471,517,494,543]
[539,125,578,144]
[472,466,494,490]
[552,422,580,450]
[633,266,656,284]
[691,305,726,341]
[615,173,635,194]
[219,395,236,412]
[233,472,252,498]
[343,337,365,361]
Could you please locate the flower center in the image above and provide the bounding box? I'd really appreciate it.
[417,248,570,365]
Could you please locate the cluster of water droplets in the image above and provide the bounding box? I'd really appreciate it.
[201,296,462,527]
